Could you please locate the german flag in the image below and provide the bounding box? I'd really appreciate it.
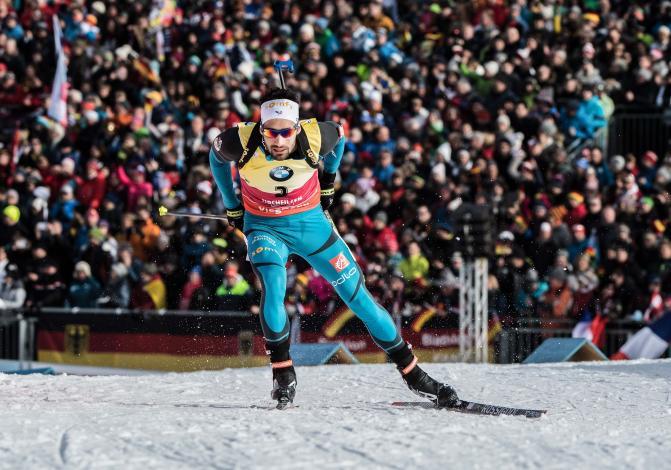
[322,305,355,338]
[411,307,436,333]
[213,61,229,79]
[36,312,268,372]
[133,56,161,85]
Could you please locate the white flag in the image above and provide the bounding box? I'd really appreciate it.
[48,15,68,127]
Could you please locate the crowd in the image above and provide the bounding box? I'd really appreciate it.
[1,0,671,332]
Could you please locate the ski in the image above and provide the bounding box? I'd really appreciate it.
[391,400,546,418]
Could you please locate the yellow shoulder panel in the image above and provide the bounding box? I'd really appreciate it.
[299,119,321,165]
[237,122,257,149]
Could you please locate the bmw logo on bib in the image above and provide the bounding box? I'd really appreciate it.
[269,166,294,182]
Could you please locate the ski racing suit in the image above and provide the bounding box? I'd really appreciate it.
[209,119,403,355]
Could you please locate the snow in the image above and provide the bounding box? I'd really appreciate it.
[2,360,670,469]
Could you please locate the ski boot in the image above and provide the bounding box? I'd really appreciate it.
[271,360,297,409]
[389,343,459,408]
[268,340,297,409]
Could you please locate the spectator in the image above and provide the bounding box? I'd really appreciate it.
[49,185,79,232]
[0,264,26,310]
[66,261,102,308]
[568,253,599,318]
[115,164,153,212]
[75,160,107,209]
[0,245,8,285]
[367,211,399,255]
[180,267,203,311]
[99,262,131,309]
[399,242,429,283]
[0,204,29,247]
[130,263,167,310]
[215,261,252,311]
[538,268,574,330]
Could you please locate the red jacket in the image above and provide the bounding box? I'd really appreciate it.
[566,203,588,227]
[76,173,107,209]
[116,166,153,211]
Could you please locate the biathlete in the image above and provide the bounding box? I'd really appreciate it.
[209,87,459,408]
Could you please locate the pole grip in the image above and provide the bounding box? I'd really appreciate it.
[273,59,294,90]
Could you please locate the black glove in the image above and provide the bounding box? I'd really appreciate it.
[226,205,244,231]
[320,172,337,211]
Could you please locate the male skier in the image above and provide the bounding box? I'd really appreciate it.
[209,87,459,408]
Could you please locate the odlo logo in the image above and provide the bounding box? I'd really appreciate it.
[269,166,294,182]
[331,267,357,287]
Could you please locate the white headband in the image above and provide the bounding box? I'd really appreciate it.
[260,99,299,125]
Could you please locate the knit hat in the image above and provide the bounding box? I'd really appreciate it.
[295,273,309,287]
[341,193,356,206]
[567,192,584,204]
[3,205,20,223]
[213,238,228,249]
[641,196,655,208]
[74,261,92,277]
[643,151,658,165]
[374,211,388,224]
[610,155,626,172]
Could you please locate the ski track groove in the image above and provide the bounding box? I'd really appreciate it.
[56,425,75,467]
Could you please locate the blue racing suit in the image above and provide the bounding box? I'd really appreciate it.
[209,119,403,355]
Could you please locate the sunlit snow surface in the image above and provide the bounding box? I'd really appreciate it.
[2,360,670,469]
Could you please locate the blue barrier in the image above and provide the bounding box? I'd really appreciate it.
[290,342,359,366]
[523,338,608,364]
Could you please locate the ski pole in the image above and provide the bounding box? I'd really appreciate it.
[273,59,294,90]
[157,205,228,221]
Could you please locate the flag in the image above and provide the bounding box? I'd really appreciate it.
[133,55,161,84]
[11,127,20,165]
[572,312,609,349]
[611,311,671,360]
[47,15,68,127]
[149,0,176,29]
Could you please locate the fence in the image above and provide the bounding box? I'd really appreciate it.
[0,307,659,367]
[607,109,671,158]
[495,317,643,364]
[0,314,38,368]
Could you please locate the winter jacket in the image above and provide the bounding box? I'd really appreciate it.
[399,254,430,281]
[0,280,26,309]
[67,277,102,308]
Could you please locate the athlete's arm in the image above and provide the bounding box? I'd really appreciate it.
[318,121,345,173]
[209,127,243,209]
[317,121,345,210]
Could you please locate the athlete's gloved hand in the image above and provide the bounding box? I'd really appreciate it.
[226,205,245,231]
[320,172,336,210]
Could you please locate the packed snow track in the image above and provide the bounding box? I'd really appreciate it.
[2,360,670,469]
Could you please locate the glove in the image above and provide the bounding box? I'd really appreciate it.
[226,205,245,231]
[320,171,336,211]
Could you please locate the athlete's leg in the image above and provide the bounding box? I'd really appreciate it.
[295,220,403,353]
[245,230,297,403]
[246,230,291,344]
[293,210,458,406]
